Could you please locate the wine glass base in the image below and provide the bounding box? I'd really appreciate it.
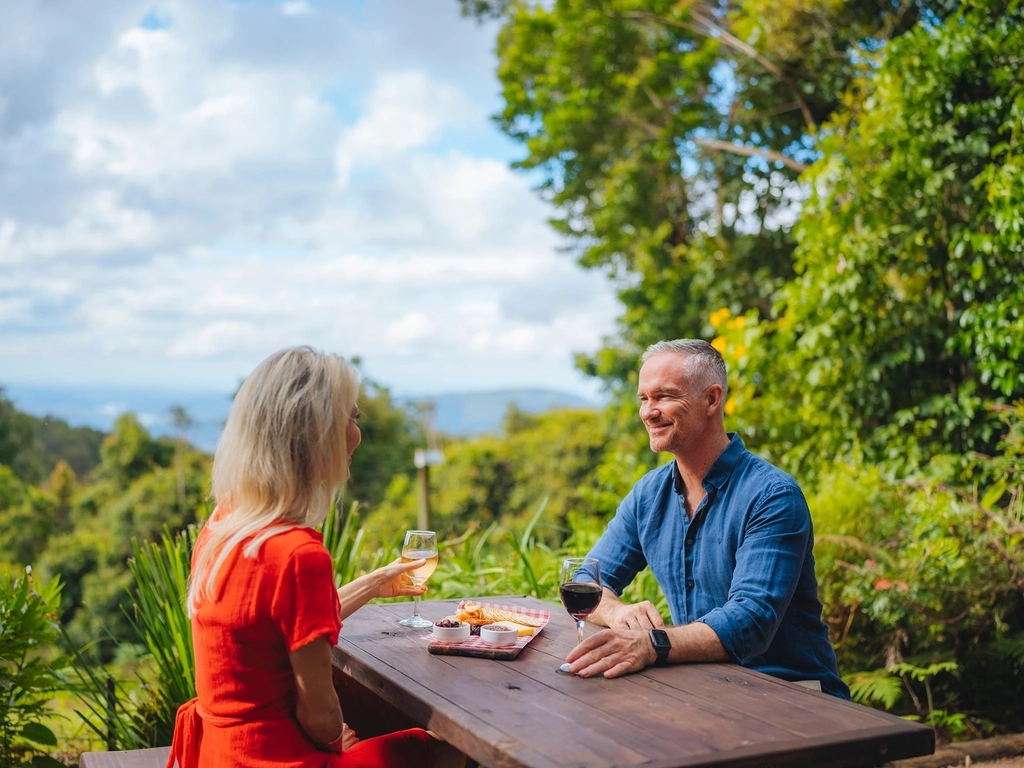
[399,615,434,628]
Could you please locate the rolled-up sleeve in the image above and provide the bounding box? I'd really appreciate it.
[698,482,811,661]
[586,489,649,596]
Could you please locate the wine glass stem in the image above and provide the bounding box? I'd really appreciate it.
[576,619,584,646]
[412,595,421,619]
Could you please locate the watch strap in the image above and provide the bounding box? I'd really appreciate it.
[649,628,671,666]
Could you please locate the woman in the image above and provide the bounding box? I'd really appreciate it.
[167,346,459,768]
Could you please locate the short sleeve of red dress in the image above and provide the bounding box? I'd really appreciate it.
[269,540,343,652]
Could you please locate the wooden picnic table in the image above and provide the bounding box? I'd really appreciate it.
[331,596,935,768]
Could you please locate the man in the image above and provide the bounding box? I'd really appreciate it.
[566,339,850,699]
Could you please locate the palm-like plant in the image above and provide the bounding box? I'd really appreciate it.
[67,526,196,750]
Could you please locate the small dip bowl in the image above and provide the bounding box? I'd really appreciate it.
[480,623,518,647]
[432,620,471,643]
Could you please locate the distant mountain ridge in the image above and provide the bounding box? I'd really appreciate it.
[398,388,596,437]
[4,383,598,452]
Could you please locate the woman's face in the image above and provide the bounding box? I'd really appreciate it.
[345,405,362,464]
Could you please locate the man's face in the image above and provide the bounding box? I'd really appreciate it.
[637,352,709,456]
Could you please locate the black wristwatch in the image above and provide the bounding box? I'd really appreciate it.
[649,629,671,666]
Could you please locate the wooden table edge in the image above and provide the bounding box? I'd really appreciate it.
[333,597,936,768]
[332,643,531,768]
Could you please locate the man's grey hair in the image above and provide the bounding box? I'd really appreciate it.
[641,339,729,396]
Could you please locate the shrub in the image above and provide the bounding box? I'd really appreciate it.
[0,567,66,768]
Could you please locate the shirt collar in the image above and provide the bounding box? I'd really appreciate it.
[672,432,745,493]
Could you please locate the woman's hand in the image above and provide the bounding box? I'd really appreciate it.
[370,557,429,599]
[336,558,430,620]
[340,723,359,751]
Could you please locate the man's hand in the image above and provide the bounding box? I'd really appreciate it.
[565,628,656,678]
[605,600,665,630]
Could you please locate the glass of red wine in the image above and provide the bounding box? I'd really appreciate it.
[559,557,602,650]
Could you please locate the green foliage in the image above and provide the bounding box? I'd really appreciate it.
[99,414,175,488]
[29,416,210,652]
[847,668,905,712]
[486,0,940,399]
[347,379,422,510]
[0,391,38,482]
[0,569,66,768]
[367,407,610,545]
[123,530,196,745]
[0,387,105,485]
[0,464,80,569]
[323,500,389,586]
[66,527,197,751]
[742,0,1024,473]
[810,407,1024,733]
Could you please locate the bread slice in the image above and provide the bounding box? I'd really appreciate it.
[456,601,544,629]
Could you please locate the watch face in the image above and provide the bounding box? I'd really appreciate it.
[650,629,671,664]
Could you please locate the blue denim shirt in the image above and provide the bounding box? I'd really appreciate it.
[588,434,850,699]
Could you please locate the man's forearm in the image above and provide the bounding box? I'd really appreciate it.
[664,621,729,664]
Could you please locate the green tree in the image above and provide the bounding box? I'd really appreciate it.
[0,465,68,568]
[168,405,194,516]
[0,393,31,473]
[32,416,104,481]
[728,0,1024,473]
[99,414,174,488]
[368,407,611,543]
[478,0,954,396]
[47,460,76,539]
[346,379,421,510]
[0,388,104,484]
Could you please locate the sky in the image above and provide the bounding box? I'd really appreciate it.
[0,0,621,403]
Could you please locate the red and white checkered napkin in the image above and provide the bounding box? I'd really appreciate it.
[426,600,550,653]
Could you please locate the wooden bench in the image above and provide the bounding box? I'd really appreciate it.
[78,746,171,768]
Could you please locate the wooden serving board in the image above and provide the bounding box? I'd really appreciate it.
[426,600,550,660]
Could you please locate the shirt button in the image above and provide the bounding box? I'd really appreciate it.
[686,579,694,589]
[685,538,694,546]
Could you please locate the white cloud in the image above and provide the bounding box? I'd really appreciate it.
[56,22,339,185]
[0,0,620,402]
[281,1,314,16]
[335,71,467,187]
[4,190,164,264]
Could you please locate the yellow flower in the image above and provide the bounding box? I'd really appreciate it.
[726,316,746,330]
[711,336,728,354]
[735,344,747,359]
[709,307,732,329]
[724,396,737,416]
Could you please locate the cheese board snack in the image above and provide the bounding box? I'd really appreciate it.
[456,601,544,629]
[432,618,471,642]
[480,624,518,646]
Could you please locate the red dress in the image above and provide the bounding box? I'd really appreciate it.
[167,522,436,768]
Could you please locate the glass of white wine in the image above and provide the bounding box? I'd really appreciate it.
[398,530,438,628]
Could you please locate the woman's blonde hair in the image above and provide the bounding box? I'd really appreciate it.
[187,346,359,615]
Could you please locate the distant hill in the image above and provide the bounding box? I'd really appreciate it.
[3,383,599,453]
[400,389,597,437]
[4,383,232,454]
[0,387,106,483]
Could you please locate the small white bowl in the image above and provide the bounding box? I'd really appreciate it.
[480,624,518,647]
[432,620,471,643]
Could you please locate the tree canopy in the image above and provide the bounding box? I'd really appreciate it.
[480,0,959,394]
[478,0,1022,470]
[714,0,1024,471]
